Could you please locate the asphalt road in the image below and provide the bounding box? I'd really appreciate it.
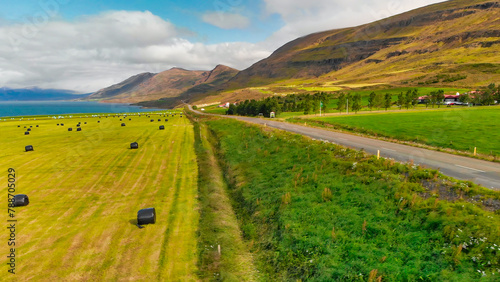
[190,106,500,190]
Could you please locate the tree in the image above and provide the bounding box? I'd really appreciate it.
[368,91,376,110]
[384,93,392,110]
[411,89,419,108]
[459,93,470,105]
[373,93,384,110]
[397,92,404,109]
[226,103,236,115]
[436,90,445,108]
[404,90,412,109]
[336,93,346,113]
[352,94,362,113]
[429,91,437,108]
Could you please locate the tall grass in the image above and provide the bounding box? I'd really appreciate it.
[202,117,500,281]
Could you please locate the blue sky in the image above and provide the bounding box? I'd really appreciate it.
[0,0,444,92]
[1,0,283,44]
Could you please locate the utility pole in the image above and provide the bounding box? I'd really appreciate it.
[346,98,349,114]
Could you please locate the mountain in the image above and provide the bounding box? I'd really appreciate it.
[107,0,500,108]
[224,0,499,89]
[0,87,90,101]
[135,64,239,108]
[87,72,155,100]
[229,0,500,88]
[87,65,238,104]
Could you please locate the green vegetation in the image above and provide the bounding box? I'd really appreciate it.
[0,112,199,280]
[202,117,500,281]
[301,107,500,156]
[193,120,258,280]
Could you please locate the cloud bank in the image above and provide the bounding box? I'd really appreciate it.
[0,1,444,92]
[0,10,269,92]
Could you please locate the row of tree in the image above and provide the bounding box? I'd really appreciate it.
[226,84,499,117]
[226,92,333,117]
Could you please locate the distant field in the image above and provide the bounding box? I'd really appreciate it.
[199,105,227,115]
[310,107,500,155]
[0,112,199,280]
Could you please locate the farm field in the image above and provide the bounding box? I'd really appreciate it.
[306,107,500,156]
[0,112,199,280]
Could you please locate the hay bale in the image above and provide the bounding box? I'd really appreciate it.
[12,194,29,207]
[57,124,60,126]
[121,123,126,126]
[18,125,20,127]
[137,208,156,225]
[27,128,31,131]
[24,132,29,135]
[84,122,87,124]
[36,125,39,127]
[129,118,131,121]
[98,121,100,123]
[77,128,82,131]
[25,145,34,152]
[68,128,73,131]
[130,142,139,149]
[158,119,161,121]
[165,119,168,121]
[150,119,154,122]
[159,125,165,130]
[61,123,64,126]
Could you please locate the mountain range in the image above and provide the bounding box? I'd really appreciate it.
[0,87,89,101]
[10,0,498,107]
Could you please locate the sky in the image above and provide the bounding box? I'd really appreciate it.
[0,0,444,92]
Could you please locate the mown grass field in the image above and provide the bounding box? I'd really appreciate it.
[0,112,199,280]
[307,106,500,156]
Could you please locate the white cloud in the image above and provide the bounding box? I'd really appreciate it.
[261,0,445,50]
[202,11,250,29]
[0,1,447,92]
[0,10,269,92]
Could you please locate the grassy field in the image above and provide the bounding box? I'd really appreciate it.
[202,117,500,281]
[0,112,199,280]
[305,106,500,156]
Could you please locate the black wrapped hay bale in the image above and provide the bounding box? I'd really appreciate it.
[68,128,73,131]
[25,145,34,152]
[165,119,168,122]
[150,119,154,122]
[98,121,100,123]
[84,122,87,124]
[57,123,60,126]
[36,125,39,127]
[121,123,126,126]
[61,123,64,126]
[137,208,156,225]
[158,119,161,121]
[18,125,20,127]
[13,194,29,207]
[25,131,30,135]
[130,142,139,149]
[77,127,82,131]
[159,125,165,130]
[27,128,31,131]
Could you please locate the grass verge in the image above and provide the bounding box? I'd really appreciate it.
[200,116,500,281]
[191,114,259,281]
